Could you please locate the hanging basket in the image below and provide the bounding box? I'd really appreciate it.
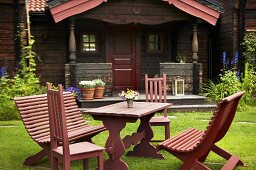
[81,88,95,100]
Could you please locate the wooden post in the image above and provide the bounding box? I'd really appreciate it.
[192,24,198,63]
[69,18,76,63]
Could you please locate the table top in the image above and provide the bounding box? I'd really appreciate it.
[83,101,171,118]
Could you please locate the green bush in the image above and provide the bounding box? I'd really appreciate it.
[203,70,241,102]
[203,64,256,107]
[0,38,45,120]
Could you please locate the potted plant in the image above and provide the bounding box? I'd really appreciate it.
[176,53,186,63]
[93,78,106,99]
[119,89,139,108]
[79,80,95,100]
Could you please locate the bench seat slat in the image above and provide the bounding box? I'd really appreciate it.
[13,92,106,166]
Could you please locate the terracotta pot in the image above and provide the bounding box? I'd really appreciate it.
[94,87,105,99]
[81,88,95,100]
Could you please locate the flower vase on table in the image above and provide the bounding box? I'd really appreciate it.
[119,89,139,108]
[127,99,133,108]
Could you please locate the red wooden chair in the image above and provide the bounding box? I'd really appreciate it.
[157,91,245,170]
[145,73,173,142]
[47,83,105,170]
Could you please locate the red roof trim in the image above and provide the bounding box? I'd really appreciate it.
[50,0,107,23]
[165,0,220,25]
[50,0,220,25]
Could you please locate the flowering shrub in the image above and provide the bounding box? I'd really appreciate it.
[79,80,95,88]
[119,89,139,100]
[64,87,82,99]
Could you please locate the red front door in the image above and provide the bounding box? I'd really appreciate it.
[106,27,140,91]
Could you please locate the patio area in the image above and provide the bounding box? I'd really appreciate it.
[1,108,255,169]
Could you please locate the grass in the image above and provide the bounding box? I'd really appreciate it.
[0,107,256,170]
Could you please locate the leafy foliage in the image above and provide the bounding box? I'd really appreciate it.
[203,64,256,106]
[203,70,241,102]
[0,38,45,120]
[242,32,256,67]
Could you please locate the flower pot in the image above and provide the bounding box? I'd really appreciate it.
[94,87,105,99]
[81,88,95,100]
[127,99,133,108]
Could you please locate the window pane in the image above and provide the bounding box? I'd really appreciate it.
[149,35,155,42]
[148,34,162,52]
[82,34,97,52]
[83,43,90,51]
[83,35,89,42]
[90,35,96,42]
[148,43,155,51]
[90,43,96,51]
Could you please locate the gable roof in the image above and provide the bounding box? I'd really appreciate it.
[30,0,223,25]
[165,0,220,25]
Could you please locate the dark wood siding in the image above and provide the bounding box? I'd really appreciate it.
[30,14,68,85]
[0,1,25,74]
[76,0,192,25]
[245,0,256,30]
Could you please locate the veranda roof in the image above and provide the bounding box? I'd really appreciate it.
[29,0,223,25]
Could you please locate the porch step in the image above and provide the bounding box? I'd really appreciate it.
[169,104,216,112]
[78,94,216,112]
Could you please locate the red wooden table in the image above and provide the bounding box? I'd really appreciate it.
[84,101,171,170]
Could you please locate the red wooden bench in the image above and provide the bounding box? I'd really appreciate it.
[157,91,245,170]
[14,92,106,166]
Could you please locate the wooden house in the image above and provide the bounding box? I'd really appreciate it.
[1,0,256,95]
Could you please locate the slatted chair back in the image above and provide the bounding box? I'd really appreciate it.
[47,83,70,154]
[13,91,106,166]
[145,73,167,104]
[196,91,245,154]
[158,91,245,170]
[145,73,171,141]
[14,92,89,143]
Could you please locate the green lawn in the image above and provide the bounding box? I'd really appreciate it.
[0,108,255,170]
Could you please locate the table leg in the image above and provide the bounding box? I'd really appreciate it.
[127,114,164,159]
[102,117,129,170]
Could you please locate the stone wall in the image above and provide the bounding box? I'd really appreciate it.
[65,63,112,96]
[160,63,202,94]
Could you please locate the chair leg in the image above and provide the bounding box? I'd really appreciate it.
[51,156,59,170]
[23,149,47,166]
[165,123,170,139]
[193,160,210,170]
[63,160,71,170]
[180,158,196,170]
[212,145,244,166]
[83,159,89,170]
[198,150,211,162]
[97,152,104,170]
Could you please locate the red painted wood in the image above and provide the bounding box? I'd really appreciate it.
[84,101,171,170]
[106,27,140,90]
[145,73,172,141]
[49,0,220,25]
[158,91,246,169]
[47,83,105,170]
[13,92,106,166]
[165,0,220,25]
[50,0,107,23]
